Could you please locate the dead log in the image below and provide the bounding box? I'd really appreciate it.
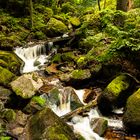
[61,97,98,122]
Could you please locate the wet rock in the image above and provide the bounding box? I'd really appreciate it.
[23,96,46,114]
[59,69,91,87]
[98,74,133,114]
[2,109,16,122]
[83,89,97,103]
[63,87,83,110]
[15,111,28,126]
[25,107,76,140]
[33,60,41,66]
[0,86,13,104]
[0,66,15,86]
[12,127,24,136]
[45,63,59,75]
[45,18,68,37]
[10,73,43,99]
[90,118,108,136]
[123,88,140,132]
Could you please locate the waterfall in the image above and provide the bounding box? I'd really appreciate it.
[15,43,48,73]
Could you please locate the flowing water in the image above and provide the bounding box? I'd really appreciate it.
[15,43,124,140]
[14,42,54,73]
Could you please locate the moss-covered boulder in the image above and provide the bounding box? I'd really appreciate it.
[123,88,140,131]
[59,69,91,88]
[0,66,15,86]
[45,18,68,37]
[23,96,46,114]
[0,51,21,75]
[10,73,43,99]
[98,74,133,114]
[25,107,76,140]
[69,17,81,27]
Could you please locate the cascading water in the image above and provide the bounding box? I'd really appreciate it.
[41,78,123,140]
[14,42,54,73]
[15,43,124,140]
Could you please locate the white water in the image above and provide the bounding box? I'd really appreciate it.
[15,44,123,140]
[15,43,49,73]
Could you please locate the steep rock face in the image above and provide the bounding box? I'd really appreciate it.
[98,74,133,114]
[45,18,68,37]
[123,88,140,131]
[26,107,76,140]
[10,73,43,99]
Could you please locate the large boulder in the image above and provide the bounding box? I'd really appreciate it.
[98,74,133,114]
[0,66,15,86]
[45,18,68,37]
[10,73,43,99]
[0,51,21,74]
[25,107,76,140]
[123,88,140,131]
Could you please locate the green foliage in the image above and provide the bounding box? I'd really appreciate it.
[61,2,77,14]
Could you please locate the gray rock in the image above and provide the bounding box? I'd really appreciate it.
[90,118,108,136]
[10,73,43,99]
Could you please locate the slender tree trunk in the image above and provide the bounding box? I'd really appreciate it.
[104,0,106,9]
[116,0,131,12]
[29,0,33,28]
[98,0,101,11]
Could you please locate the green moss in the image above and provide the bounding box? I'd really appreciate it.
[71,69,91,80]
[123,88,140,129]
[45,18,68,37]
[106,75,130,97]
[61,52,77,62]
[0,136,11,140]
[32,96,46,107]
[33,31,46,40]
[0,51,21,74]
[48,127,69,140]
[69,17,81,27]
[0,59,8,68]
[3,109,16,122]
[0,66,15,86]
[61,2,77,14]
[52,53,62,63]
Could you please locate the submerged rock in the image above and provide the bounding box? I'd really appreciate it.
[123,88,140,131]
[10,73,43,99]
[26,107,76,140]
[90,118,108,136]
[98,74,133,114]
[0,66,15,86]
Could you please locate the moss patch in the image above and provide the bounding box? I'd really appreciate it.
[0,66,15,86]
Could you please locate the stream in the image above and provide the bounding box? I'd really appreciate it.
[14,43,127,140]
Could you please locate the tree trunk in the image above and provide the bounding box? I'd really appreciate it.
[97,0,101,11]
[116,0,132,12]
[29,0,33,28]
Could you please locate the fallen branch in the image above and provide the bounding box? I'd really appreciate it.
[61,97,98,122]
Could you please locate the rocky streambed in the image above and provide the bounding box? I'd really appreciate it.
[0,42,140,140]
